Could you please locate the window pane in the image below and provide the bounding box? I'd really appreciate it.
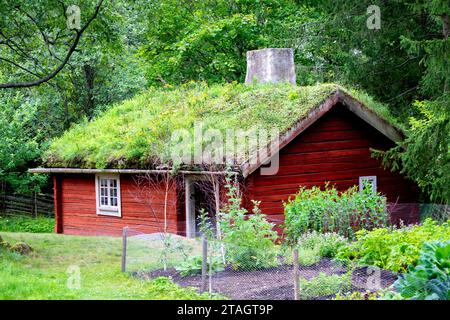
[98,176,120,210]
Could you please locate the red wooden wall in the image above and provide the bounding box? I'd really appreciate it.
[55,174,182,236]
[244,105,419,225]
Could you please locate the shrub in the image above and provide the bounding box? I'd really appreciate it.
[297,247,321,266]
[219,178,279,270]
[394,241,450,300]
[175,255,224,277]
[284,231,349,266]
[336,219,450,272]
[299,272,351,299]
[0,215,54,233]
[334,291,380,300]
[299,231,348,258]
[284,183,388,242]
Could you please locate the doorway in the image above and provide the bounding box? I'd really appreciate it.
[185,177,216,238]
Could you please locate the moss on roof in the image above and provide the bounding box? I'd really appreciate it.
[44,82,400,169]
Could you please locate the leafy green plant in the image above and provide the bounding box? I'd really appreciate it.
[283,231,348,266]
[334,291,380,300]
[335,288,405,300]
[394,241,450,300]
[299,231,348,258]
[336,219,450,272]
[284,183,388,243]
[0,216,54,233]
[158,233,193,271]
[299,248,321,266]
[299,272,351,299]
[175,255,224,277]
[219,176,279,270]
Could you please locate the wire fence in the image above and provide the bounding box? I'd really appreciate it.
[121,203,449,300]
[124,228,399,300]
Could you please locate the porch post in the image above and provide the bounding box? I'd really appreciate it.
[185,177,195,238]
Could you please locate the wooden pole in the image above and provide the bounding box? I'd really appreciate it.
[121,227,128,272]
[201,235,208,292]
[34,192,38,218]
[212,176,226,264]
[293,247,300,300]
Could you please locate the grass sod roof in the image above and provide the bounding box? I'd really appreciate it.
[44,82,403,170]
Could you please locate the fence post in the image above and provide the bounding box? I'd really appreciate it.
[34,192,38,218]
[293,247,300,300]
[121,227,128,272]
[201,234,208,292]
[0,182,5,213]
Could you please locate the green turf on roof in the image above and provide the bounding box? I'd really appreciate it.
[44,82,399,169]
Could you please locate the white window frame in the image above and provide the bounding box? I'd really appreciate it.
[95,174,122,217]
[359,175,377,193]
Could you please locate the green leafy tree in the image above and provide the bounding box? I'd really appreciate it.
[379,1,450,203]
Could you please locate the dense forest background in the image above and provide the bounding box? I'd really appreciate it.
[0,0,448,203]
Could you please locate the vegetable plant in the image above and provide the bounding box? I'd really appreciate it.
[299,272,351,299]
[175,255,224,277]
[284,182,388,242]
[336,219,450,272]
[394,241,450,300]
[219,176,279,270]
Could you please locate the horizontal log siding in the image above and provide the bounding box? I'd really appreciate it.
[59,174,180,236]
[245,105,419,225]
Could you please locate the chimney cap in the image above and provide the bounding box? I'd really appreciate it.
[245,48,296,85]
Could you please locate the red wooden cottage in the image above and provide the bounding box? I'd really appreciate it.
[30,49,419,237]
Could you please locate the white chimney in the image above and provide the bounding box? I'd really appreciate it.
[245,48,296,85]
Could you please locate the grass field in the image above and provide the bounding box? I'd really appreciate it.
[0,232,210,300]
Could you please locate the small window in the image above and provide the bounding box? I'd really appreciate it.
[359,176,377,193]
[95,174,121,217]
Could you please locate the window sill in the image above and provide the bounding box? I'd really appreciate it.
[97,207,121,217]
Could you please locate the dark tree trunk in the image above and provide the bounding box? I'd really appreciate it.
[83,64,96,117]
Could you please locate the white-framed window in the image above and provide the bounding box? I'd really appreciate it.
[95,174,121,217]
[359,175,377,193]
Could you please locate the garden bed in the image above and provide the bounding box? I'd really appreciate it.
[135,258,397,300]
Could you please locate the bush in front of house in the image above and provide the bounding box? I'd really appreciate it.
[283,231,349,266]
[299,231,349,258]
[175,255,224,277]
[0,215,54,233]
[336,219,450,273]
[283,182,388,243]
[394,240,450,300]
[219,178,279,270]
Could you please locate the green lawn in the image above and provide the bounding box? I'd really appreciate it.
[0,232,210,300]
[0,215,54,233]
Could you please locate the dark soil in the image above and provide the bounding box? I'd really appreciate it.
[135,259,397,300]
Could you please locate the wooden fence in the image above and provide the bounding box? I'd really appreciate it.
[0,192,54,217]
